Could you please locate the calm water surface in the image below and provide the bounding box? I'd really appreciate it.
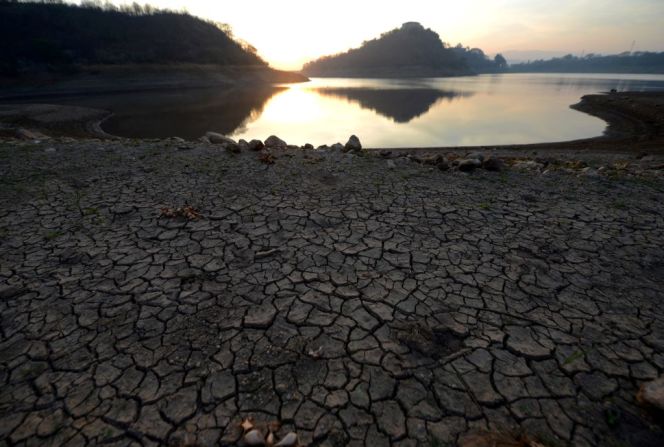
[39,73,664,147]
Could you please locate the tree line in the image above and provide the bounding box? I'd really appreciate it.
[0,0,265,75]
[509,52,664,74]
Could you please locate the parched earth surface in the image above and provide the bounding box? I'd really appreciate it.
[1,140,664,447]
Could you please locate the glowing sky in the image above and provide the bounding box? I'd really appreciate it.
[77,0,664,69]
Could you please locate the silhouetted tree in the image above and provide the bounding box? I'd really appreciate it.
[494,54,507,69]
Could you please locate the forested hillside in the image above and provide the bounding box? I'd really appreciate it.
[0,0,265,75]
[302,22,506,78]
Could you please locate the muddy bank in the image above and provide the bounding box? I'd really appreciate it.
[0,103,112,139]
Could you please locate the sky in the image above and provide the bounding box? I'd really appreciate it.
[75,0,664,69]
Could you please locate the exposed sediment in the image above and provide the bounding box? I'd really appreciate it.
[0,139,663,446]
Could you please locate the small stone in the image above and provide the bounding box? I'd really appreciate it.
[265,135,287,149]
[637,376,664,411]
[437,158,450,171]
[206,132,240,152]
[467,152,485,162]
[458,159,482,172]
[344,135,362,152]
[248,139,265,151]
[387,160,396,170]
[206,132,236,146]
[482,157,503,171]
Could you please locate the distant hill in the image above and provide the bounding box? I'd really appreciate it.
[0,1,263,75]
[509,52,664,74]
[302,22,506,78]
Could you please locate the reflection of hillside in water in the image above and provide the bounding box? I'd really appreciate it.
[103,87,284,139]
[316,88,474,123]
[39,86,284,139]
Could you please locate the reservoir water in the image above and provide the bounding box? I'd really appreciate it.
[32,73,664,147]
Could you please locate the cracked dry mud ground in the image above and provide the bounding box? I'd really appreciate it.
[1,140,663,447]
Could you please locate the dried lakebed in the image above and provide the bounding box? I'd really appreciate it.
[1,140,664,446]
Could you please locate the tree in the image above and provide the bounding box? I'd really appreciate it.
[494,53,507,69]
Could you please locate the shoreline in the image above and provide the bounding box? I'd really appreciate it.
[0,64,309,101]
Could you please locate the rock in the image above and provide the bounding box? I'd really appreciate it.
[331,143,344,151]
[344,135,362,152]
[457,159,482,172]
[205,132,240,152]
[317,145,329,150]
[482,157,503,172]
[238,139,250,151]
[467,152,485,162]
[205,132,236,146]
[248,139,265,151]
[637,376,664,411]
[437,157,450,171]
[264,135,287,150]
[387,160,396,170]
[44,147,57,153]
[379,150,393,158]
[427,155,446,166]
[243,429,265,445]
[274,432,298,447]
[303,143,314,149]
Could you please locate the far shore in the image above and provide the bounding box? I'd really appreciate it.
[0,64,309,101]
[1,89,663,157]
